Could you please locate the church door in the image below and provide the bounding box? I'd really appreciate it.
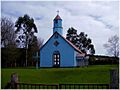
[53,51,60,67]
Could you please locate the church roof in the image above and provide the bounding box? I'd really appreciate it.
[40,32,83,54]
[54,15,62,20]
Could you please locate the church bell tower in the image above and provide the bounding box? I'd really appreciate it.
[53,11,63,35]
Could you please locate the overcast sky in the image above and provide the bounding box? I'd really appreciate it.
[1,0,119,55]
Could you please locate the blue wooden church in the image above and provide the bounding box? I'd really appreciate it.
[40,13,88,67]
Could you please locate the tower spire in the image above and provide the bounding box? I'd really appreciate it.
[53,11,63,35]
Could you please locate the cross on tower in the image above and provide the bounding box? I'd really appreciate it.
[57,10,59,15]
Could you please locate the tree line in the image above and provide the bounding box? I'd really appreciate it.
[1,14,43,67]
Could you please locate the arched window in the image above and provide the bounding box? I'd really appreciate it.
[53,51,60,67]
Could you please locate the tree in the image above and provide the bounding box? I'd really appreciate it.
[15,14,38,67]
[29,36,44,52]
[28,36,44,62]
[1,17,22,67]
[66,27,95,54]
[1,47,21,67]
[104,35,119,57]
[1,17,16,47]
[28,36,44,67]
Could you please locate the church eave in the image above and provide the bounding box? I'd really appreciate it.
[62,36,83,54]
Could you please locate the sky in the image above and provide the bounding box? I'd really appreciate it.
[1,0,119,55]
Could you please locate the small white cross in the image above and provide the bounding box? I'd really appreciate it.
[57,10,59,15]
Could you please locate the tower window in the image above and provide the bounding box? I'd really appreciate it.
[55,20,58,23]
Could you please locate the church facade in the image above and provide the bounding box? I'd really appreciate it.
[40,14,88,67]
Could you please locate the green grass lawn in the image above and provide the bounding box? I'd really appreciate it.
[1,65,118,89]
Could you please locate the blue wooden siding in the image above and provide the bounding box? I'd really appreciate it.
[40,33,76,67]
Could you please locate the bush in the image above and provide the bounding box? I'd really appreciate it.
[88,55,119,65]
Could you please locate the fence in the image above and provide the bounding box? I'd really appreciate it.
[59,84,110,89]
[5,68,118,89]
[6,83,110,89]
[15,83,59,89]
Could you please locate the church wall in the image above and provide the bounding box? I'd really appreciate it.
[59,43,75,67]
[40,38,54,67]
[40,33,76,67]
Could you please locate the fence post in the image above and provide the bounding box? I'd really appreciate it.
[10,73,19,89]
[59,84,62,89]
[110,68,119,89]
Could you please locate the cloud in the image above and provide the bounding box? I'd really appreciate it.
[1,1,119,55]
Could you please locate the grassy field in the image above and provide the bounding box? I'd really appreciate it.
[1,65,118,89]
